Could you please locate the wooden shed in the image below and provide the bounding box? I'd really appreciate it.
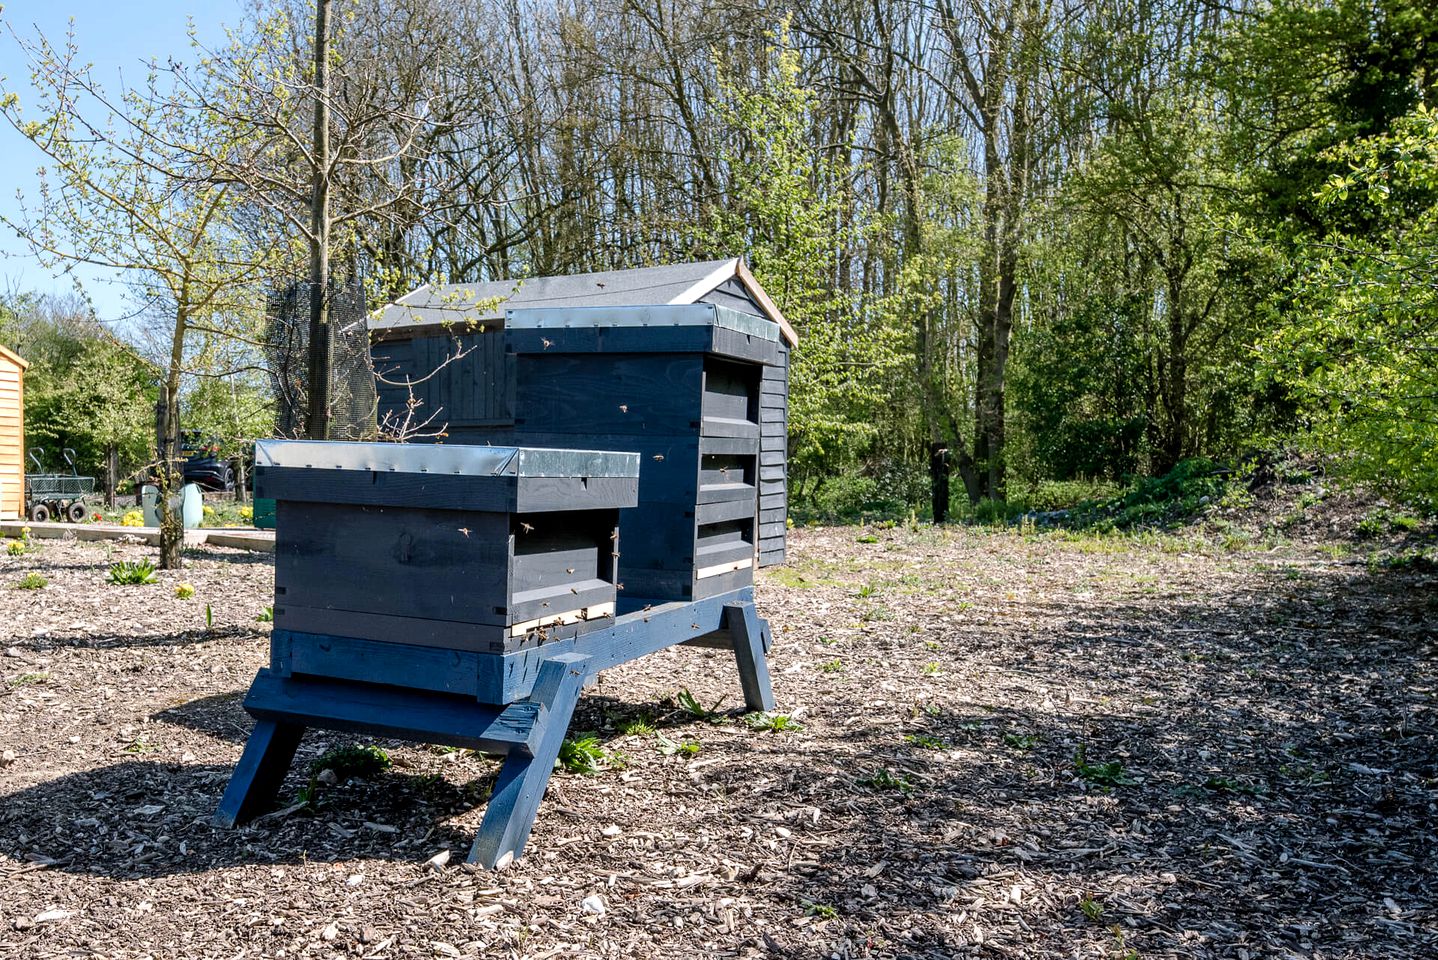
[371,260,797,582]
[0,344,27,521]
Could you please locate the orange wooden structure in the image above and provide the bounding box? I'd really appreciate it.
[0,345,26,520]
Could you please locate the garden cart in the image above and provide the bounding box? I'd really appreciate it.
[24,448,97,523]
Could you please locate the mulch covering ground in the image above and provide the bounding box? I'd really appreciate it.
[0,524,1434,959]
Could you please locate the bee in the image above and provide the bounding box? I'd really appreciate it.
[616,583,624,591]
[457,527,472,537]
[653,454,665,461]
[542,337,554,349]
[520,521,535,533]
[619,404,629,413]
[566,567,575,574]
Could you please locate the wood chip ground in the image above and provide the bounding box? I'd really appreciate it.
[0,523,1434,959]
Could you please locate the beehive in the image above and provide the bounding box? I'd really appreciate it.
[371,261,794,604]
[254,440,640,653]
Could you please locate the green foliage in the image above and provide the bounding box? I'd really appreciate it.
[14,572,47,590]
[174,582,195,599]
[1074,745,1136,787]
[618,715,656,737]
[256,605,274,623]
[859,768,912,792]
[743,711,803,733]
[904,733,949,750]
[557,735,608,775]
[655,733,701,757]
[6,541,27,557]
[311,743,391,779]
[702,19,905,489]
[107,559,158,585]
[1263,107,1438,503]
[675,688,724,722]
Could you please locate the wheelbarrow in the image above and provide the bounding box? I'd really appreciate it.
[24,448,96,523]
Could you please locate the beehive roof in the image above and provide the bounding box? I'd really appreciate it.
[372,258,797,346]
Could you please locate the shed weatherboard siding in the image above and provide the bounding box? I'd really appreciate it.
[0,347,25,520]
[757,344,787,565]
[373,331,512,429]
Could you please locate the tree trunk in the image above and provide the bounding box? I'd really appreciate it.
[104,444,117,509]
[305,0,334,441]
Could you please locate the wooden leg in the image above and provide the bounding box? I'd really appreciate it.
[469,654,589,869]
[725,602,776,713]
[212,719,305,828]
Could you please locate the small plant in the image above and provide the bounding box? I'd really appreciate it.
[1078,895,1105,922]
[15,572,46,590]
[904,733,948,750]
[174,582,195,599]
[619,715,655,736]
[855,533,879,544]
[1004,732,1042,751]
[922,661,942,676]
[205,604,214,629]
[311,743,391,779]
[108,558,158,585]
[744,711,803,732]
[256,605,274,623]
[6,541,26,556]
[7,671,49,687]
[1202,776,1265,797]
[675,687,724,721]
[803,902,838,919]
[120,510,145,528]
[239,504,254,521]
[819,658,844,674]
[856,583,878,599]
[1075,745,1135,787]
[656,732,701,757]
[860,768,912,792]
[558,734,608,774]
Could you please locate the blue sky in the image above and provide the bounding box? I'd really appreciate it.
[0,1,244,322]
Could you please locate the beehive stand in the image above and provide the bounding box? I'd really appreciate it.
[214,595,773,868]
[213,441,775,869]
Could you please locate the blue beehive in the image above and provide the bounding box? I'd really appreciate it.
[370,259,796,604]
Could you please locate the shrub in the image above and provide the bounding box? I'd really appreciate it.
[108,558,158,585]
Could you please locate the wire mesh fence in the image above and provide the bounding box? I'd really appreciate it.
[265,278,377,440]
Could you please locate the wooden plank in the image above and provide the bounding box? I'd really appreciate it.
[512,354,703,437]
[243,668,542,754]
[259,466,517,512]
[700,417,760,440]
[696,481,757,505]
[696,497,758,525]
[278,629,488,696]
[274,502,510,627]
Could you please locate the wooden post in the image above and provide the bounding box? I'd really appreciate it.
[212,719,306,828]
[725,602,775,713]
[470,653,590,869]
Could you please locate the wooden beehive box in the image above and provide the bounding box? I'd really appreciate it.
[499,304,779,604]
[371,260,794,584]
[254,440,639,654]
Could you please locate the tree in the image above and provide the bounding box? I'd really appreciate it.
[1,24,276,566]
[700,21,904,494]
[1266,107,1438,502]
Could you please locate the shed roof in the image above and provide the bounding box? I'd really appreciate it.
[0,344,29,371]
[372,258,797,346]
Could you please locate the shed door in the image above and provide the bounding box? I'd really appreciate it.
[0,359,22,520]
